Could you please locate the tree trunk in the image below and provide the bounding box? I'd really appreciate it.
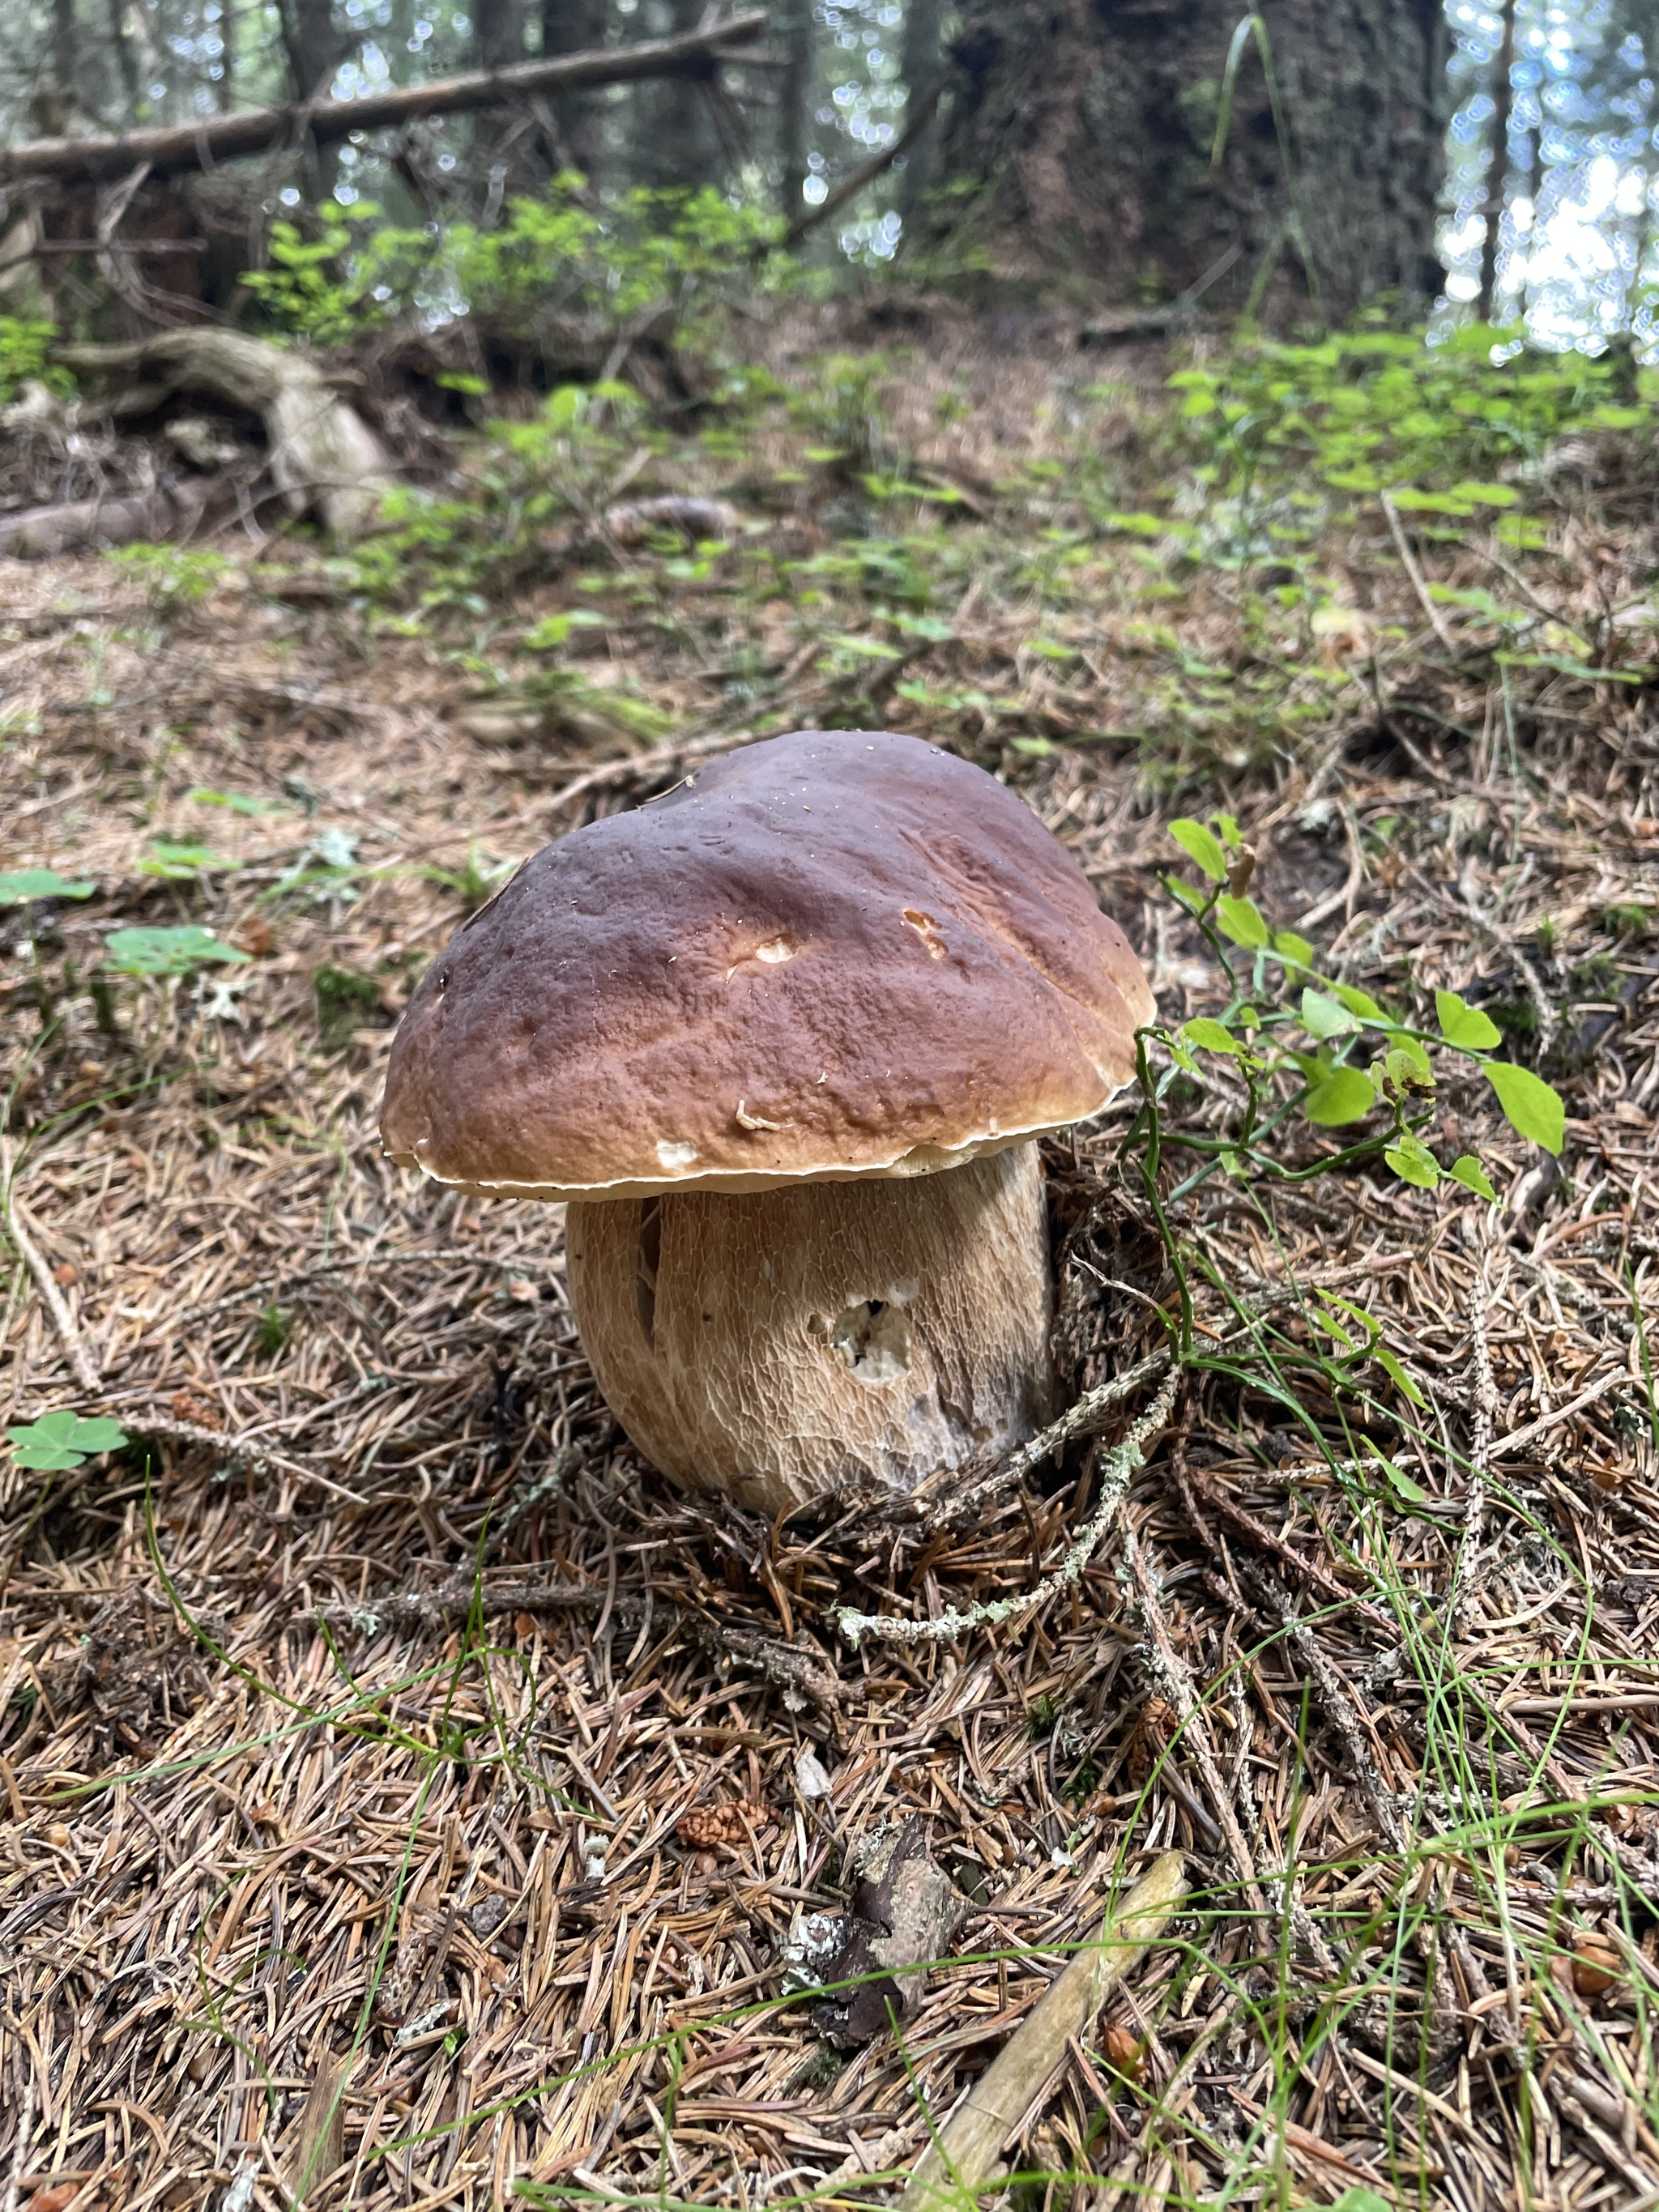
[898,0,942,227]
[540,0,609,180]
[931,0,1449,323]
[778,0,812,223]
[629,0,723,190]
[1476,0,1517,323]
[476,0,526,70]
[278,0,348,194]
[53,0,77,100]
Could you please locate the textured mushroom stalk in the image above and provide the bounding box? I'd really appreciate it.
[565,1143,1052,1515]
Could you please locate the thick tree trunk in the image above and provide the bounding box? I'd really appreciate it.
[540,0,609,180]
[629,0,724,190]
[898,0,942,227]
[932,0,1449,323]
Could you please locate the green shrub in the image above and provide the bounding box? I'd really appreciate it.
[0,318,70,405]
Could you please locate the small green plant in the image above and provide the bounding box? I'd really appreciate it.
[241,200,366,347]
[0,869,96,905]
[1140,812,1564,1213]
[186,786,285,818]
[313,964,382,1046]
[109,544,232,615]
[6,1410,127,1471]
[255,1304,296,1357]
[0,317,70,405]
[140,843,239,881]
[424,846,511,912]
[104,927,252,977]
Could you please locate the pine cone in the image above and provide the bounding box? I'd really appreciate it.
[676,1799,769,1850]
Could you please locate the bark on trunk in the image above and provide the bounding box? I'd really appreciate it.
[898,0,942,227]
[1476,0,1517,323]
[539,0,609,179]
[0,11,766,185]
[629,0,725,190]
[931,0,1448,323]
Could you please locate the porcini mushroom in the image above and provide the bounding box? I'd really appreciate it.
[381,731,1154,1515]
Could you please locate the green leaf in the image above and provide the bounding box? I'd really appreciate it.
[1384,1036,1435,1088]
[140,843,236,880]
[1483,1062,1564,1155]
[1332,983,1388,1021]
[1363,1443,1427,1507]
[1434,990,1502,1051]
[1215,894,1269,949]
[187,787,284,816]
[1372,1346,1427,1409]
[1166,1039,1201,1076]
[1448,1154,1499,1202]
[1183,1018,1239,1055]
[104,926,252,977]
[1166,876,1209,916]
[1273,931,1314,970]
[1448,479,1520,509]
[5,1409,126,1471]
[1385,1134,1440,1188]
[1301,987,1358,1039]
[1302,1068,1376,1127]
[0,868,96,905]
[1168,817,1228,883]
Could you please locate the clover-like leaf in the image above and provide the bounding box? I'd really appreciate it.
[5,1409,126,1471]
[0,868,96,906]
[104,926,252,977]
[1483,1062,1564,1155]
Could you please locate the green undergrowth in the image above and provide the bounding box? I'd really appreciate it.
[267,309,1659,795]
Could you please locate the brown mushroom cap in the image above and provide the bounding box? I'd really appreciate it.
[381,729,1154,1201]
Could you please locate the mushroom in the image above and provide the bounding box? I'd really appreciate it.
[380,730,1154,1515]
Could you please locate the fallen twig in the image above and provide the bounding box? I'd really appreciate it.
[0,1138,99,1395]
[897,1852,1188,2211]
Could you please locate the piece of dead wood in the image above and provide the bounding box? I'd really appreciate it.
[897,1851,1188,2210]
[0,1139,98,1393]
[0,14,768,185]
[283,2050,349,2206]
[604,495,737,547]
[815,1817,963,2048]
[0,477,226,561]
[54,330,392,537]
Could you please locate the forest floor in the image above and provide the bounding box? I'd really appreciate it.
[2,307,1659,2212]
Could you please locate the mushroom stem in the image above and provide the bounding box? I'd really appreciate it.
[565,1142,1053,1515]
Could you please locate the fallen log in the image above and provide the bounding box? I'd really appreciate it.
[0,13,767,185]
[0,477,226,560]
[54,330,391,537]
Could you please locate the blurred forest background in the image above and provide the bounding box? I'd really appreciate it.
[4,0,1659,345]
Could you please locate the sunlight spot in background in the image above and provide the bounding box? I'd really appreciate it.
[1439,0,1659,354]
